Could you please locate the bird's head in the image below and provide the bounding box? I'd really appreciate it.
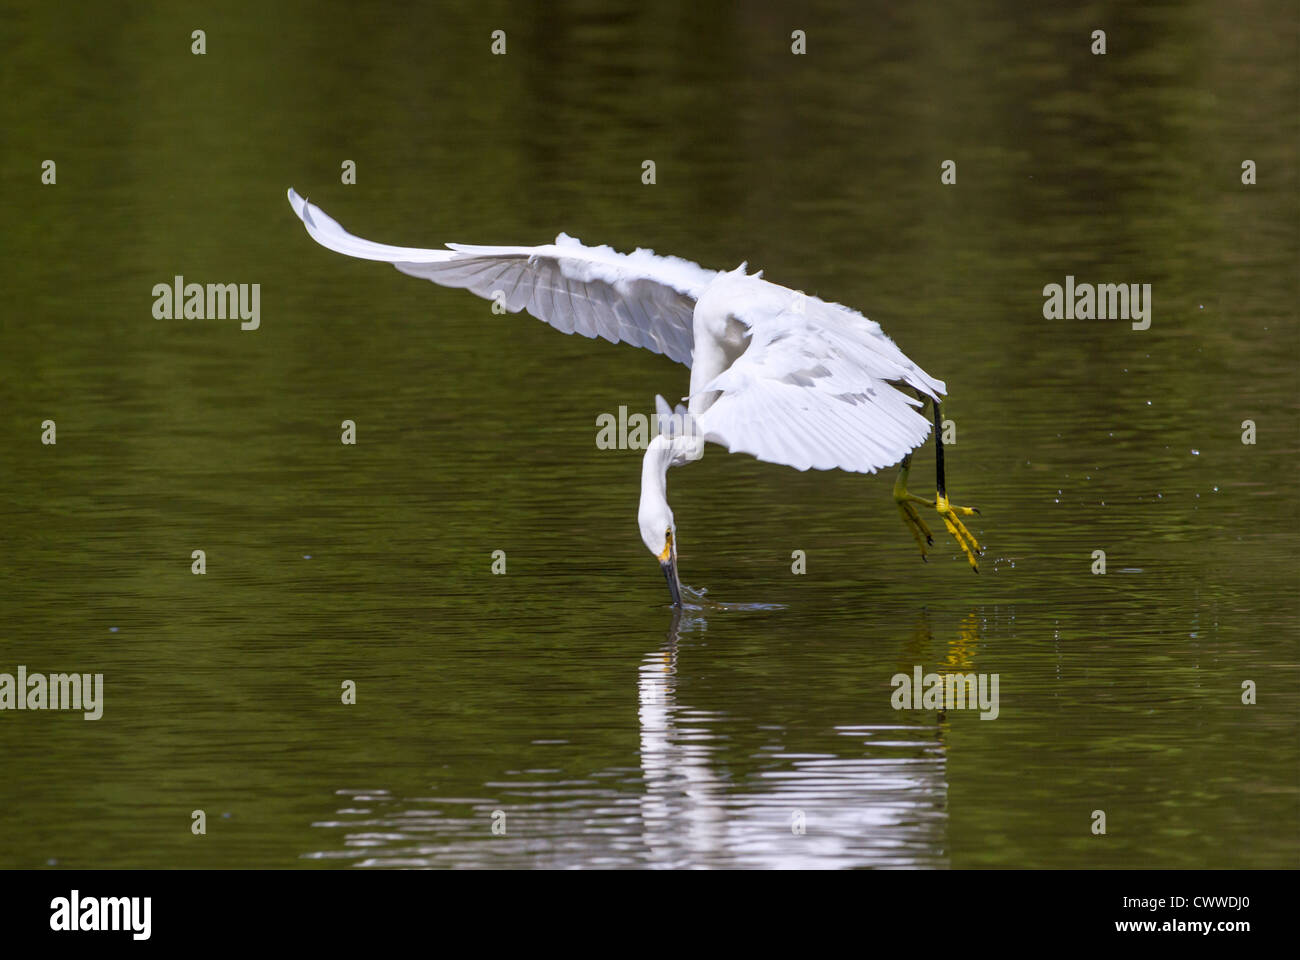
[638,499,680,607]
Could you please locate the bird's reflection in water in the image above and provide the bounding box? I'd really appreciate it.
[636,607,727,863]
[303,608,976,868]
[634,607,951,869]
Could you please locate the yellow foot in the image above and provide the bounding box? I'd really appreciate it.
[894,487,983,573]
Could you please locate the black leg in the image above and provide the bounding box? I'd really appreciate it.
[932,399,947,500]
[896,393,981,571]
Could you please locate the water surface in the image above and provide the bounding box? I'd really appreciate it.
[1,0,1296,868]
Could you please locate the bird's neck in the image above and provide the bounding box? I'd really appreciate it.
[639,436,674,516]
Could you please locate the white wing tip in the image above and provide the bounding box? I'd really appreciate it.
[286,187,314,227]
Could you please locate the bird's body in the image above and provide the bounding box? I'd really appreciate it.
[288,189,982,603]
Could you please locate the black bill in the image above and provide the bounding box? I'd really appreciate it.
[660,558,682,607]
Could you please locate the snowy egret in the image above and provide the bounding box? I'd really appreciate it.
[287,189,981,604]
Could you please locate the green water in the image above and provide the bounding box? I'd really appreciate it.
[1,0,1297,869]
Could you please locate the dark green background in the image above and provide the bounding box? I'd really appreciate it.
[1,0,1296,867]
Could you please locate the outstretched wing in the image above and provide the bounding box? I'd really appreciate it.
[694,278,946,474]
[287,189,714,367]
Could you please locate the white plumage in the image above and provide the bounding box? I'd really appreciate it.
[288,188,960,601]
[288,188,942,474]
[288,188,709,366]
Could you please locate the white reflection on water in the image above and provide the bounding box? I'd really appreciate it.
[304,610,949,869]
[634,609,948,868]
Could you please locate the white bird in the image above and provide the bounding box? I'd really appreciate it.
[287,189,982,605]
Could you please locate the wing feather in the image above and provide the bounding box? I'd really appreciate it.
[695,280,945,474]
[288,188,714,367]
